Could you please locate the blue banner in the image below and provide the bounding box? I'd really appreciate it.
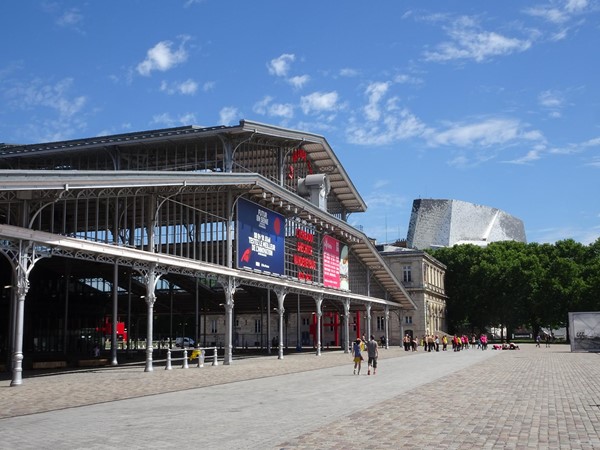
[236,198,285,275]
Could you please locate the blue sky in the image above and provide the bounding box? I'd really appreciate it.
[1,1,599,245]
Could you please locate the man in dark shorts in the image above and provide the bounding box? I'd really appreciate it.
[366,335,379,375]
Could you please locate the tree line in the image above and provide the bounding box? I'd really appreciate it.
[428,238,600,340]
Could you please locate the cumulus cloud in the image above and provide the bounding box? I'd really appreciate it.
[56,8,83,27]
[300,91,339,115]
[340,68,359,77]
[348,108,426,145]
[219,106,240,125]
[137,39,189,76]
[267,54,295,77]
[151,112,197,127]
[505,149,543,165]
[288,75,310,89]
[6,77,86,118]
[426,118,534,147]
[253,96,294,118]
[203,81,215,92]
[364,82,390,122]
[160,79,198,95]
[346,80,426,146]
[538,89,563,107]
[424,16,532,62]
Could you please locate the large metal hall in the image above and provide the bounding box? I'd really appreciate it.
[0,120,415,386]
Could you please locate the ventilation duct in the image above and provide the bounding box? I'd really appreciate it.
[297,174,330,212]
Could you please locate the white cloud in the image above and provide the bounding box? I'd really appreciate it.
[525,6,570,24]
[288,75,310,89]
[427,118,531,147]
[581,137,600,148]
[151,112,197,127]
[364,82,390,122]
[203,81,215,92]
[219,106,240,125]
[566,0,588,12]
[505,149,543,165]
[424,16,532,62]
[137,39,189,76]
[160,79,198,95]
[340,68,359,77]
[267,54,295,77]
[524,0,588,25]
[538,89,564,108]
[269,103,294,119]
[300,91,339,115]
[6,77,86,118]
[373,180,390,189]
[348,108,426,145]
[253,96,294,118]
[253,96,273,115]
[56,8,83,27]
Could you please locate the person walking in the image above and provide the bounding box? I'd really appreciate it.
[352,338,363,375]
[366,335,379,375]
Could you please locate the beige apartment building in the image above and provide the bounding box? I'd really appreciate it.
[378,243,448,340]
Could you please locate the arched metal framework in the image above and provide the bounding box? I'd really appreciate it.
[0,120,416,386]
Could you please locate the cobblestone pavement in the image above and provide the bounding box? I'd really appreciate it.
[278,345,600,450]
[1,344,599,449]
[0,347,415,419]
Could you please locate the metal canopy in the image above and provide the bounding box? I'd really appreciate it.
[0,170,415,311]
[0,120,367,215]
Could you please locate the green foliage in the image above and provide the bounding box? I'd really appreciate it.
[429,238,599,336]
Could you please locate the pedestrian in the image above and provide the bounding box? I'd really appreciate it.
[442,335,448,351]
[366,335,379,375]
[352,338,363,375]
[545,334,551,348]
[535,334,541,347]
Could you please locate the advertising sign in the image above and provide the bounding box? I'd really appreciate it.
[323,235,340,288]
[236,198,285,275]
[569,311,600,352]
[323,235,349,290]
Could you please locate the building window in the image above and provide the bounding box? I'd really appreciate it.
[376,316,385,331]
[254,319,261,333]
[403,265,412,283]
[302,317,310,326]
[405,316,413,324]
[210,319,218,334]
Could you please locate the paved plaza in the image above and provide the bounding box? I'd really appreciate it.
[1,344,599,449]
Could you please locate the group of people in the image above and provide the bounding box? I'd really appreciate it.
[352,335,378,375]
[401,333,494,352]
[535,334,552,348]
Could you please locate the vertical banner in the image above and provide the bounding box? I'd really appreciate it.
[236,198,285,275]
[340,244,349,290]
[323,235,340,288]
[323,235,349,290]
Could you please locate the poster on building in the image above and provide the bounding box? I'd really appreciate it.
[569,311,600,352]
[236,198,285,275]
[323,235,349,290]
[340,243,349,290]
[323,235,340,288]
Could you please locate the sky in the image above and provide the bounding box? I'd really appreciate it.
[1,1,599,246]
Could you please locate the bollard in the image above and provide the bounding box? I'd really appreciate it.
[182,349,189,369]
[212,347,218,366]
[198,349,205,368]
[165,349,172,370]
